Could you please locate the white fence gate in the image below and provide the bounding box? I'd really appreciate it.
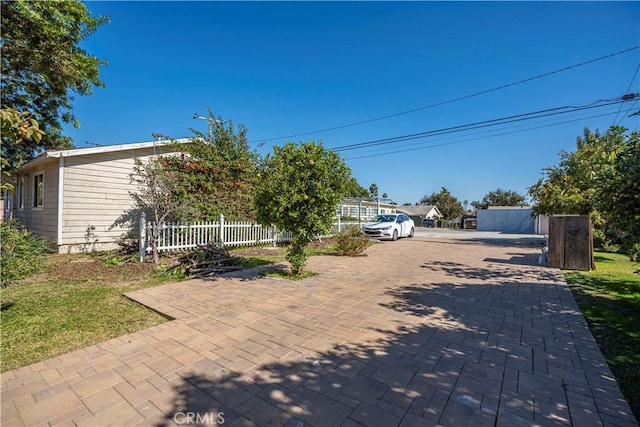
[139,214,362,262]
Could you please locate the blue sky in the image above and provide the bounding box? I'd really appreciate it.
[64,1,639,205]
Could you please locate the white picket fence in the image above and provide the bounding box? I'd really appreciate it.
[139,214,362,262]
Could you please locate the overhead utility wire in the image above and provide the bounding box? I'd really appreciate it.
[356,107,623,157]
[350,106,623,157]
[342,106,622,156]
[613,63,640,125]
[332,104,576,151]
[253,46,640,143]
[332,95,635,152]
[346,110,622,161]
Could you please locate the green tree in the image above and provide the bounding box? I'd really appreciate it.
[1,108,44,193]
[598,131,640,246]
[254,141,351,276]
[479,188,528,209]
[369,183,378,198]
[1,0,108,169]
[420,187,463,219]
[343,176,369,197]
[528,127,627,227]
[165,114,259,221]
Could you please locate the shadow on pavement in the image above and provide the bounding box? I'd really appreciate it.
[154,273,633,426]
[421,260,559,282]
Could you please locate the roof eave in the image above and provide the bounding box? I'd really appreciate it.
[18,138,192,171]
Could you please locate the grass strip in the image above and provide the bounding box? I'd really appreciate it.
[563,252,640,421]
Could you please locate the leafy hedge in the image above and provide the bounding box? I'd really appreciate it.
[1,219,51,285]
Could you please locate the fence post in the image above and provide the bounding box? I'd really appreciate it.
[139,213,146,263]
[337,213,341,233]
[219,213,225,245]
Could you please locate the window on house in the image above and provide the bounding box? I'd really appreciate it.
[33,173,44,208]
[18,177,25,210]
[3,190,12,210]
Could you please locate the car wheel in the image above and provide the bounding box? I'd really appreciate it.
[392,229,398,241]
[409,227,414,238]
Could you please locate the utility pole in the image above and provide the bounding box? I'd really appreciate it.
[193,113,224,140]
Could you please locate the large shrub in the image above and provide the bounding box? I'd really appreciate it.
[335,226,370,257]
[1,219,51,285]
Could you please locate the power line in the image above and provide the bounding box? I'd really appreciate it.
[345,110,622,160]
[252,46,640,143]
[331,97,632,153]
[613,64,640,126]
[346,106,623,157]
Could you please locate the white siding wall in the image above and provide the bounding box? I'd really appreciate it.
[60,147,176,253]
[11,160,59,245]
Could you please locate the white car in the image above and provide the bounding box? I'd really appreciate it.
[362,213,415,241]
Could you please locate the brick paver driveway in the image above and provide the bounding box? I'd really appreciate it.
[2,236,637,426]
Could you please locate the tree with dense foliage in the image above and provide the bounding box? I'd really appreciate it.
[343,176,369,197]
[1,108,44,193]
[165,115,260,221]
[1,0,108,170]
[528,127,628,227]
[254,141,351,276]
[478,188,528,209]
[420,187,464,220]
[597,130,640,243]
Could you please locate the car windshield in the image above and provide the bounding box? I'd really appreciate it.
[371,215,397,223]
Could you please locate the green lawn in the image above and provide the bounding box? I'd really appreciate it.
[0,243,338,373]
[0,254,178,372]
[563,252,640,421]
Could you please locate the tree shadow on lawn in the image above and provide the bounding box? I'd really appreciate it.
[153,277,635,426]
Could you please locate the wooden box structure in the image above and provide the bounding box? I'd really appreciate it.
[547,215,593,271]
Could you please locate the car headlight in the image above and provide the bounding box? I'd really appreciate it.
[379,226,391,230]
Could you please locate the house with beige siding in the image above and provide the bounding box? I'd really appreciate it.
[3,139,189,253]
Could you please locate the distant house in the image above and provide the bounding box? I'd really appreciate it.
[339,197,397,221]
[2,139,189,253]
[396,205,443,226]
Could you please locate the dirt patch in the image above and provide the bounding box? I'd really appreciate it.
[22,254,155,287]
